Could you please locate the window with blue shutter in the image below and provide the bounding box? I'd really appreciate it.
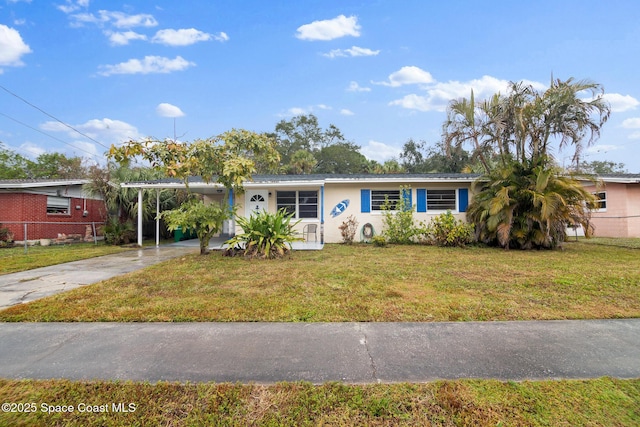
[361,189,371,213]
[458,188,469,212]
[416,189,426,212]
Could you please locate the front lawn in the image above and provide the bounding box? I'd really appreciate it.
[0,378,638,426]
[1,242,638,322]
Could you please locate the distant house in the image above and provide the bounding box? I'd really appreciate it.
[581,174,640,238]
[0,179,106,242]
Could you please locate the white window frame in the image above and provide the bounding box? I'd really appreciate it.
[47,196,70,215]
[276,190,318,219]
[593,191,607,212]
[370,189,401,211]
[426,189,457,211]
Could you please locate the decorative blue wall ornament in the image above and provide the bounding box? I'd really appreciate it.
[330,199,350,217]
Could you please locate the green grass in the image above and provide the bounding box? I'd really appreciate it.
[0,243,132,275]
[1,242,638,322]
[577,237,640,249]
[0,378,637,426]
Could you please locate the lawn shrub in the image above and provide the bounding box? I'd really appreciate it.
[338,215,359,244]
[0,223,13,247]
[381,186,419,244]
[103,217,136,245]
[423,211,475,247]
[225,209,302,259]
[372,235,387,247]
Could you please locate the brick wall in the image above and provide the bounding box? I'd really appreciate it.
[0,193,107,240]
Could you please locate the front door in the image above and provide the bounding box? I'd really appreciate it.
[245,190,268,217]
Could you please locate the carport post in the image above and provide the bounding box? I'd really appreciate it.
[137,188,143,247]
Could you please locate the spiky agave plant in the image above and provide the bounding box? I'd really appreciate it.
[226,209,302,259]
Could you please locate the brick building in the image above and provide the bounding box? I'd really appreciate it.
[0,179,106,241]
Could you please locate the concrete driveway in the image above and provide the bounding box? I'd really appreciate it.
[0,245,197,309]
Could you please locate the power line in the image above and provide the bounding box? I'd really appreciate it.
[0,83,111,150]
[0,112,103,160]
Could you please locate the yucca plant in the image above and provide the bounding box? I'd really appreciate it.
[225,209,302,259]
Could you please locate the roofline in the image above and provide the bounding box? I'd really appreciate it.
[598,177,640,184]
[324,176,478,184]
[0,179,91,189]
[121,174,481,189]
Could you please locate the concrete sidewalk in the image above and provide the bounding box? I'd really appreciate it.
[0,320,638,383]
[0,245,197,309]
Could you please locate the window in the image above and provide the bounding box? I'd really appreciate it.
[276,190,318,218]
[47,196,70,214]
[593,192,607,211]
[426,189,456,210]
[371,190,400,211]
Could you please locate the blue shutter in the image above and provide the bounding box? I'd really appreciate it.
[458,188,469,212]
[416,189,426,212]
[361,189,371,213]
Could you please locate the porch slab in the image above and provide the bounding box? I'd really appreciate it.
[170,237,324,251]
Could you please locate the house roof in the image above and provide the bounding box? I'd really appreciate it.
[0,179,91,189]
[121,173,483,189]
[596,174,640,184]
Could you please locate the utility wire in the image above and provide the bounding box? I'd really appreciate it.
[0,112,103,160]
[0,83,111,150]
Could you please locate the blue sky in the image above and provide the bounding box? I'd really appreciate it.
[1,0,640,172]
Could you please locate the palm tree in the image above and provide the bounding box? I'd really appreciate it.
[467,159,597,249]
[442,90,493,173]
[287,149,317,174]
[444,78,611,171]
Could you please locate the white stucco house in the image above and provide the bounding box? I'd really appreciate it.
[122,173,480,245]
[122,172,640,247]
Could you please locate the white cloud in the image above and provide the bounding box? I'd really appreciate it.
[296,15,360,41]
[316,104,331,110]
[40,118,143,146]
[340,109,354,116]
[65,9,158,29]
[152,28,212,46]
[374,66,434,87]
[57,0,86,14]
[105,30,147,46]
[98,55,195,76]
[602,93,639,112]
[214,32,229,42]
[0,24,32,70]
[360,140,401,162]
[156,103,185,118]
[18,142,45,157]
[622,117,640,128]
[389,75,514,112]
[323,46,380,58]
[347,81,371,92]
[99,11,158,29]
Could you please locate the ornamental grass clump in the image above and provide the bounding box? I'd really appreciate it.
[225,209,302,259]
